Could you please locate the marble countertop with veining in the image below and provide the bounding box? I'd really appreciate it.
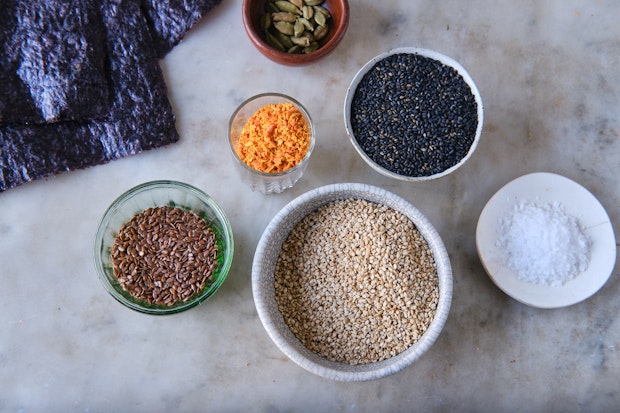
[1,0,619,411]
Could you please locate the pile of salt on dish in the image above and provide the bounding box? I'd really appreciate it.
[497,201,591,287]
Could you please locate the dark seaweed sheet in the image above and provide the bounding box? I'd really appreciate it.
[0,0,223,192]
[0,0,110,124]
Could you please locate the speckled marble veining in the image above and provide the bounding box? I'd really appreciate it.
[0,0,619,412]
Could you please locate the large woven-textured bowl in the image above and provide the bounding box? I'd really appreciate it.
[252,183,452,381]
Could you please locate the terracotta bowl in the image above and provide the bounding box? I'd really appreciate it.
[242,0,349,66]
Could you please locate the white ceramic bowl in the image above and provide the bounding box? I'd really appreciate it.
[252,183,452,381]
[476,172,617,308]
[344,47,484,181]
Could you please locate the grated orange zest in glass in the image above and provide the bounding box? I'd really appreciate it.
[236,103,310,173]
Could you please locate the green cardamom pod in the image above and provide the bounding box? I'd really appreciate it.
[265,32,285,52]
[290,35,311,47]
[303,42,319,53]
[313,23,328,40]
[261,13,272,31]
[298,17,314,31]
[274,30,294,48]
[271,12,298,22]
[313,5,331,19]
[274,21,295,35]
[302,5,314,20]
[275,1,301,15]
[266,2,279,13]
[314,11,326,26]
[293,20,305,37]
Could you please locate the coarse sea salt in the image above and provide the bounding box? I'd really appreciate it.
[497,200,591,287]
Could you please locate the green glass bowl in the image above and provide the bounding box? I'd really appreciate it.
[94,181,234,315]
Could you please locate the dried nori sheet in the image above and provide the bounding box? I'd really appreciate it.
[140,0,222,58]
[0,0,223,192]
[0,0,110,124]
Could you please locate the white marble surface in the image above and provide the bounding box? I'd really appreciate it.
[1,0,619,411]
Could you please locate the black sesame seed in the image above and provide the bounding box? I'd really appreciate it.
[350,53,478,177]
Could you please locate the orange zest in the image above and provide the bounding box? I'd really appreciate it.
[236,103,311,173]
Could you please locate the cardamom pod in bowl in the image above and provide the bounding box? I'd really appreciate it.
[243,0,349,66]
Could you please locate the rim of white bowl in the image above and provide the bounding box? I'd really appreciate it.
[343,47,484,181]
[252,182,453,381]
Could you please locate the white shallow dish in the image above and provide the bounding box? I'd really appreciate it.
[252,183,453,381]
[476,172,616,309]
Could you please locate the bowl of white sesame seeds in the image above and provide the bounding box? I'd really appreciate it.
[94,180,234,315]
[252,183,452,381]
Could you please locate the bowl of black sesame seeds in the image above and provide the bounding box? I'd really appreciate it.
[252,183,452,381]
[344,48,484,181]
[94,180,234,315]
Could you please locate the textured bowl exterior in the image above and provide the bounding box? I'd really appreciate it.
[252,183,453,381]
[344,47,484,181]
[94,181,234,315]
[242,0,349,66]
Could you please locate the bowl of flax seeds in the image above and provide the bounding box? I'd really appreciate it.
[252,183,452,381]
[94,180,234,315]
